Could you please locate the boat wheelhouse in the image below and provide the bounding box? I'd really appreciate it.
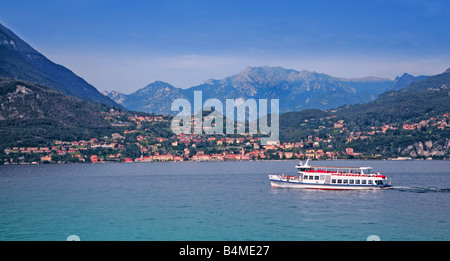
[269,160,392,190]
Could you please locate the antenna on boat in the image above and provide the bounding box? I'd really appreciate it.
[304,157,310,167]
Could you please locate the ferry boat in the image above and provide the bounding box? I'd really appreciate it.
[269,160,392,190]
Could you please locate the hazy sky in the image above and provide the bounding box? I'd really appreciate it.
[1,0,449,93]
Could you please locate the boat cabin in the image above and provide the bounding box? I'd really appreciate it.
[295,161,387,186]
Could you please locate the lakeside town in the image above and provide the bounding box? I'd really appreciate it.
[2,109,449,164]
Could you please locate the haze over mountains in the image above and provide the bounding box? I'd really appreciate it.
[104,66,428,115]
[332,68,450,123]
[0,21,439,120]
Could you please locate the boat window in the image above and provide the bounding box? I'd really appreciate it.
[332,179,336,184]
[309,176,314,180]
[362,180,367,184]
[349,180,354,184]
[337,179,342,184]
[355,180,360,184]
[315,176,319,180]
[304,175,308,180]
[343,179,348,184]
[376,180,383,185]
[368,180,373,185]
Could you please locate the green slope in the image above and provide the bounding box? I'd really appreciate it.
[0,77,116,148]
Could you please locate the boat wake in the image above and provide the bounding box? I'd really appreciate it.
[393,186,450,193]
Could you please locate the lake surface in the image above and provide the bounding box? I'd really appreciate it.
[0,160,449,241]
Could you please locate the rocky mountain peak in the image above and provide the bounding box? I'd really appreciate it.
[135,81,178,95]
[388,73,428,91]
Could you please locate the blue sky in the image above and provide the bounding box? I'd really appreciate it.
[1,0,449,93]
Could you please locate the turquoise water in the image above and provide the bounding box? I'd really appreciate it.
[0,160,449,241]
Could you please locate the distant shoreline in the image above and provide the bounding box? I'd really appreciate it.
[2,157,448,166]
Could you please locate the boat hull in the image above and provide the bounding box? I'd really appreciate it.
[270,179,392,190]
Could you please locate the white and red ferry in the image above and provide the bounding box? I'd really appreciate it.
[269,159,392,190]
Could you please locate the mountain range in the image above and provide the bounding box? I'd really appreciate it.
[0,22,432,116]
[104,66,428,115]
[0,22,118,106]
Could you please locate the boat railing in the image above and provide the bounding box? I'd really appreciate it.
[301,169,386,178]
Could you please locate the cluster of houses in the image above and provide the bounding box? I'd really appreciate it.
[401,113,449,130]
[3,132,355,164]
[3,110,448,164]
[4,138,120,163]
[130,147,345,163]
[333,113,449,143]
